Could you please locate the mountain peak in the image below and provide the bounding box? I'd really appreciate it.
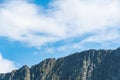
[0,47,120,80]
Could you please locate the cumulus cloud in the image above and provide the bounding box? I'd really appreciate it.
[0,0,120,48]
[0,53,16,73]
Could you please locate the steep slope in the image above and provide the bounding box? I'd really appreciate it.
[0,48,120,80]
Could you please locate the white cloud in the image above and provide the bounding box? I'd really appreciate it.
[0,0,120,48]
[0,53,16,73]
[83,29,120,43]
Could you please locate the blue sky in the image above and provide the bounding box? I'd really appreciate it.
[0,0,120,73]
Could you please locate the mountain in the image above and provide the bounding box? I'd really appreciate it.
[0,48,120,80]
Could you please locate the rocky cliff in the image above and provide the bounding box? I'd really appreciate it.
[0,48,120,80]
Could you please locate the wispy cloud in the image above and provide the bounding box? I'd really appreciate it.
[0,53,16,73]
[0,0,120,48]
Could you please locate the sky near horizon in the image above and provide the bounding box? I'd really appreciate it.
[0,0,120,73]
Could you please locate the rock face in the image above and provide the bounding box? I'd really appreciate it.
[0,48,120,80]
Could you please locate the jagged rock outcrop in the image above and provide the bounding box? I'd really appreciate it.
[0,48,120,80]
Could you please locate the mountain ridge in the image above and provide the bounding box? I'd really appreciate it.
[0,47,120,80]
